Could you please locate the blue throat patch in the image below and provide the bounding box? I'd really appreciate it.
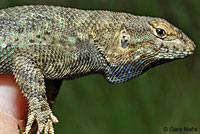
[105,60,146,84]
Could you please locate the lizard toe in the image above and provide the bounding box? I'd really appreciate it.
[50,113,59,124]
[37,123,45,134]
[44,120,54,134]
[25,114,35,134]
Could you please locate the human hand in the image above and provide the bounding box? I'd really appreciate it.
[0,74,28,134]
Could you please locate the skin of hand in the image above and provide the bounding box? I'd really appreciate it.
[0,74,28,134]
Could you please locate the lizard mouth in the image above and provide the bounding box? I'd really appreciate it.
[142,58,175,73]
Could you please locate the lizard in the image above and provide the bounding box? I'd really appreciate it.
[0,5,195,134]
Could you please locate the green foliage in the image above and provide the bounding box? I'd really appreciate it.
[4,0,200,133]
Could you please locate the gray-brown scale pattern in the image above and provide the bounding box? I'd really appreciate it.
[0,5,195,134]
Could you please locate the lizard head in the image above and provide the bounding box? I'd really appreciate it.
[103,15,196,84]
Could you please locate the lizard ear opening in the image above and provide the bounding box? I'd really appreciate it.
[119,29,130,49]
[120,38,128,49]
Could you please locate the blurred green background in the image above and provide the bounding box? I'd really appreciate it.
[2,0,200,134]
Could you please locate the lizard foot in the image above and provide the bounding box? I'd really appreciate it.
[24,98,59,134]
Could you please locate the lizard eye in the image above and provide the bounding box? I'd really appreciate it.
[155,28,166,38]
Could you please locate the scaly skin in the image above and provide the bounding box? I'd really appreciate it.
[0,5,195,134]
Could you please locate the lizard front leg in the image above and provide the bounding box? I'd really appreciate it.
[13,53,58,134]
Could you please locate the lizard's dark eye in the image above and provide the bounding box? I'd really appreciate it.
[121,39,128,49]
[155,28,166,38]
